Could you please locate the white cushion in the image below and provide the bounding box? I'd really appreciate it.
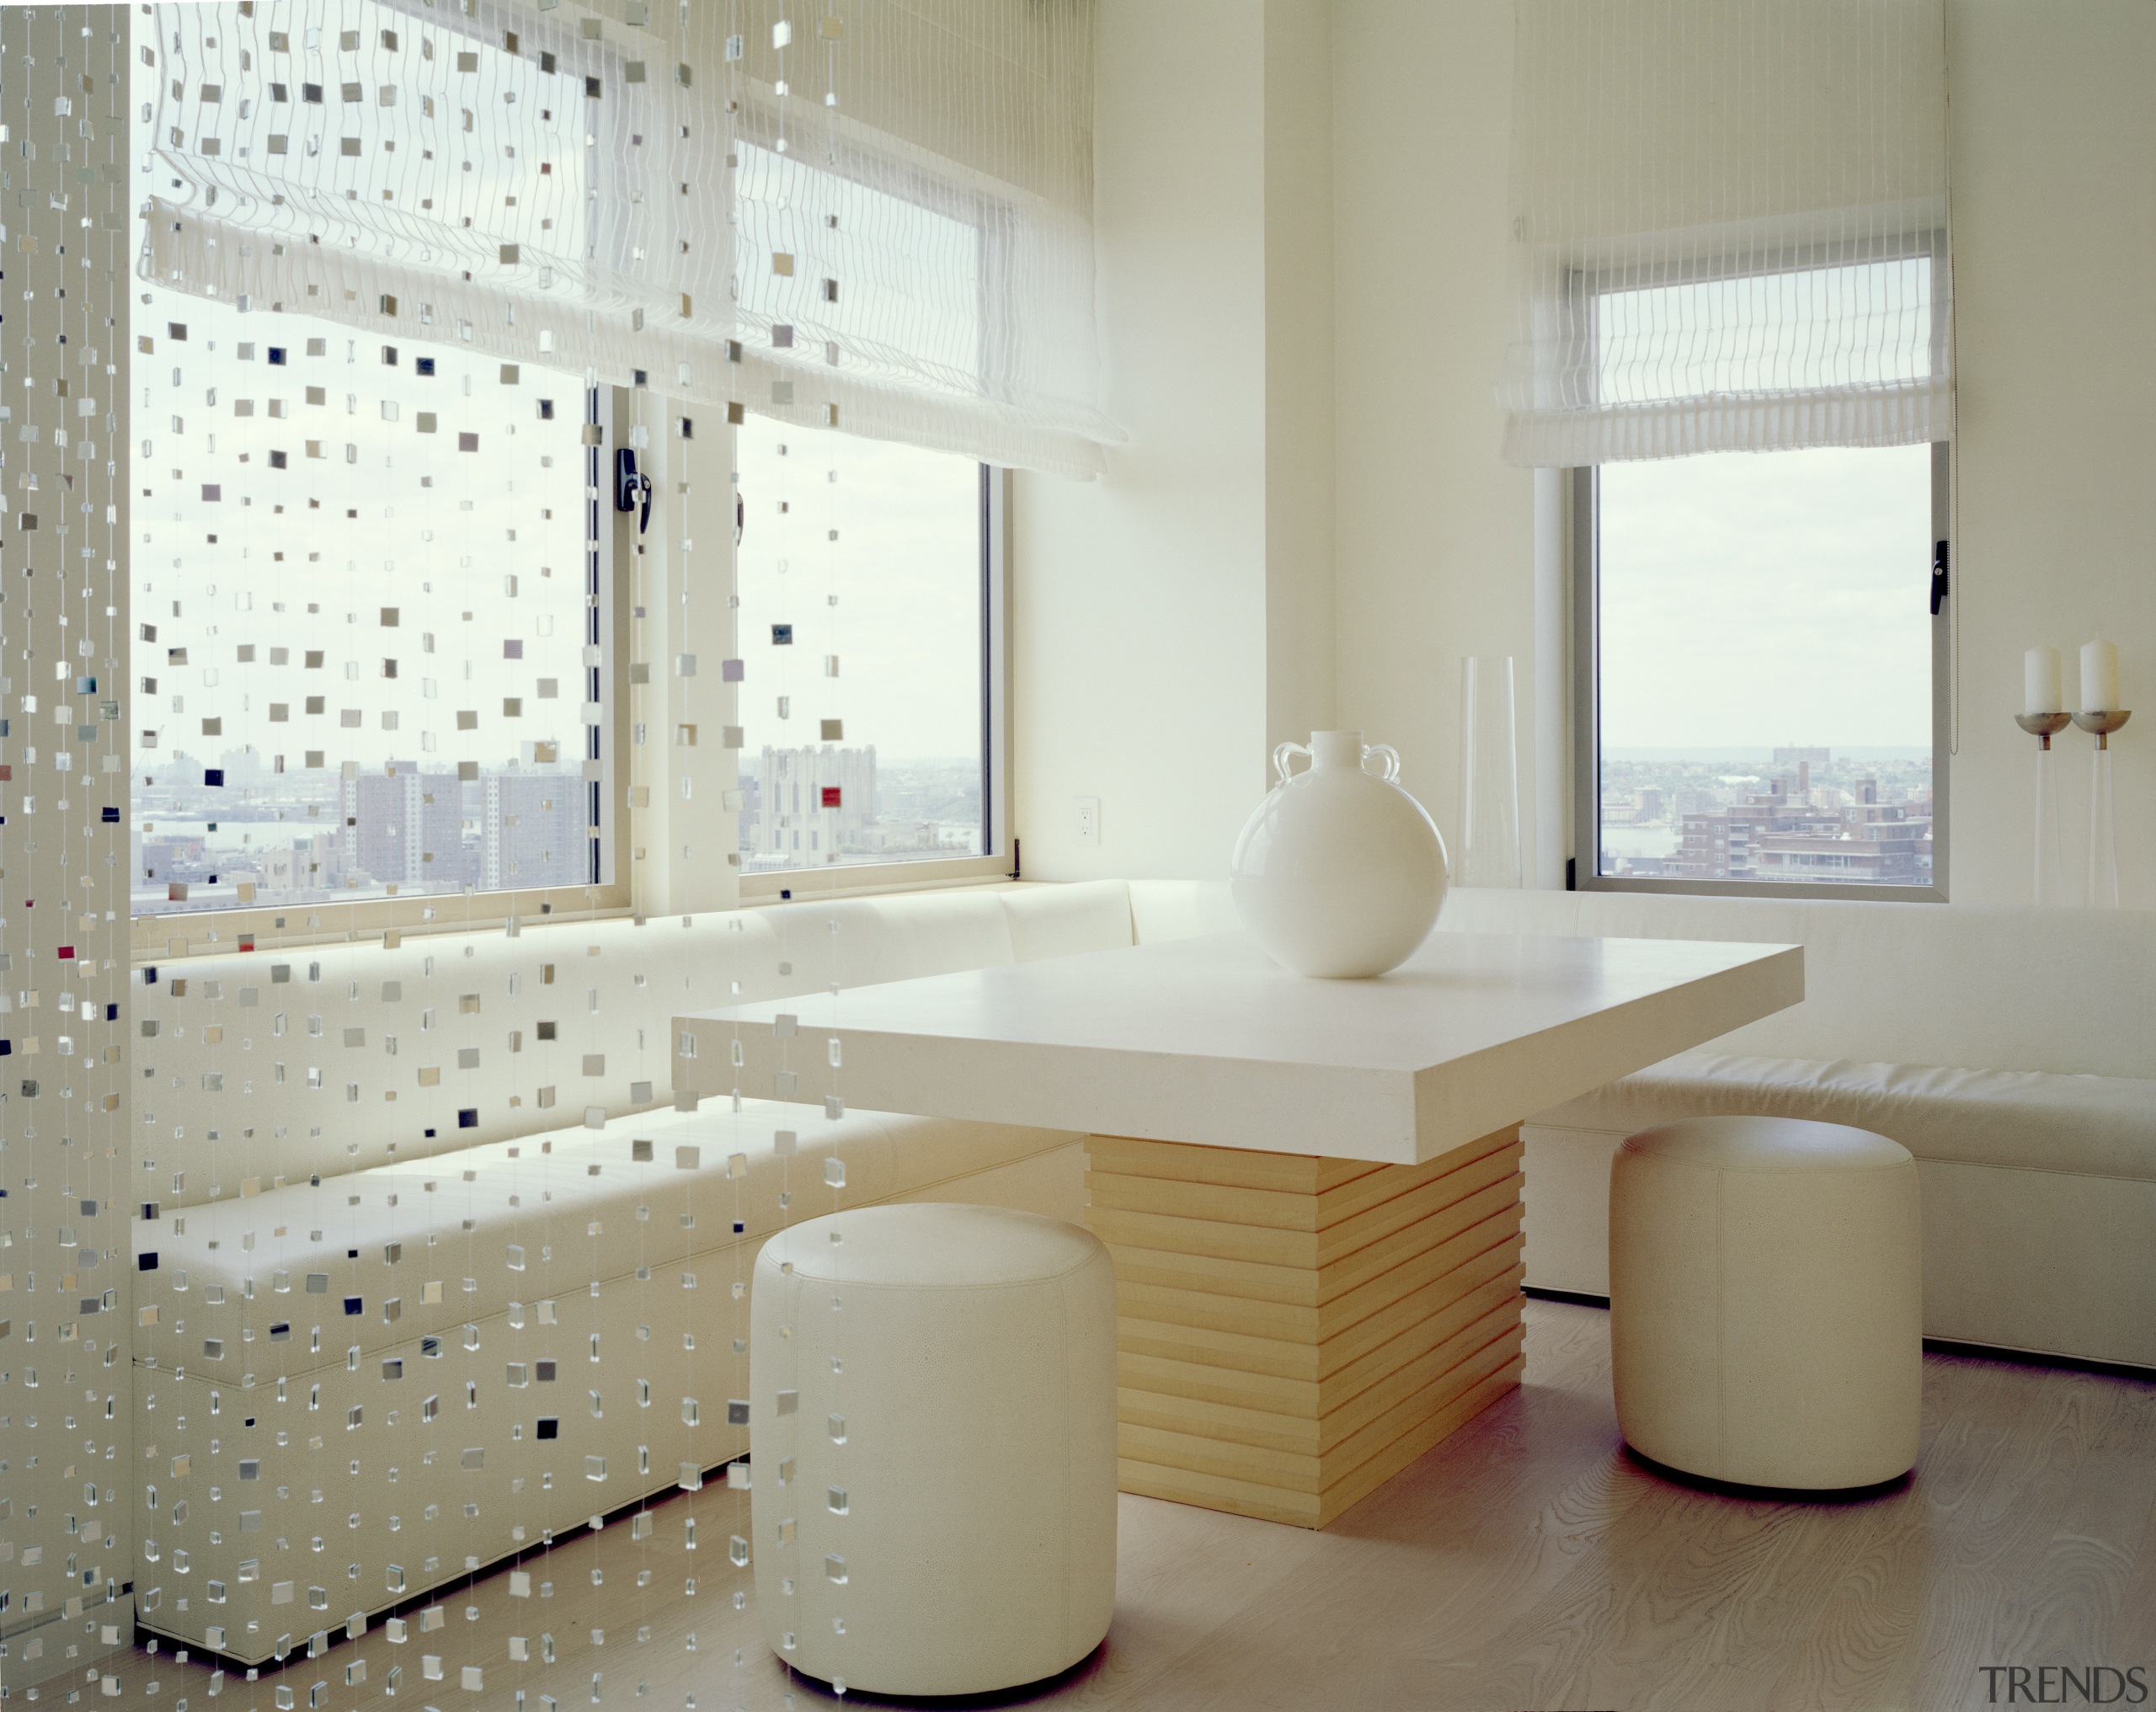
[998,878,1135,963]
[1540,1052,2156,1182]
[140,1103,1083,1380]
[1611,1116,1922,1489]
[766,888,1017,990]
[1126,878,1241,945]
[751,1204,1116,1695]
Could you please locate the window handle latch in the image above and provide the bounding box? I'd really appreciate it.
[1929,539,1950,615]
[615,448,653,534]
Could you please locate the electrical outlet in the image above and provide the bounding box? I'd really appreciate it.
[1072,796,1100,848]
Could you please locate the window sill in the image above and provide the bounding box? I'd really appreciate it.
[131,882,635,963]
[739,853,1014,905]
[129,857,1025,966]
[1577,876,1947,904]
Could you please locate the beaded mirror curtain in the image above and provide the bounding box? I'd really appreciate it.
[0,2,1102,1708]
[143,0,1116,476]
[0,3,136,1698]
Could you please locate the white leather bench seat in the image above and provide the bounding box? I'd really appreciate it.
[134,882,1142,1662]
[1537,1051,2156,1367]
[1542,1053,2156,1184]
[135,1101,1085,1663]
[138,1103,1086,1382]
[1448,885,2156,1368]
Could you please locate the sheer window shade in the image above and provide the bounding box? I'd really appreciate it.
[144,0,1120,477]
[1500,0,1951,467]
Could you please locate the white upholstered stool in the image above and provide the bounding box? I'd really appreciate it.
[1609,1116,1922,1490]
[750,1203,1117,1696]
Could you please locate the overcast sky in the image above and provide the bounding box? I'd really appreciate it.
[1598,444,1935,752]
[734,416,981,764]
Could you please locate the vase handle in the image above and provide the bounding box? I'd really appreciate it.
[1273,741,1311,788]
[1363,743,1401,782]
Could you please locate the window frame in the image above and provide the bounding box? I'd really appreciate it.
[734,463,1013,903]
[1570,442,1951,903]
[126,379,633,961]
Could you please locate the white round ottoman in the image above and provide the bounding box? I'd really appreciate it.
[1609,1116,1921,1489]
[749,1203,1117,1696]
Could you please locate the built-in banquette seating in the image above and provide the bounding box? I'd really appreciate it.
[132,878,2155,1662]
[130,883,1129,1663]
[1431,889,2156,1374]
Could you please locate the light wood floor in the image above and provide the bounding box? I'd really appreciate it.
[89,1299,2156,1712]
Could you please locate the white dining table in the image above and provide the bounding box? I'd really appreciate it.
[675,928,1802,1527]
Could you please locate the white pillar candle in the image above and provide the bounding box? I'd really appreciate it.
[2025,646,2063,716]
[2081,639,2120,712]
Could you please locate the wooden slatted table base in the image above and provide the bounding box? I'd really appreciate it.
[1085,1125,1527,1529]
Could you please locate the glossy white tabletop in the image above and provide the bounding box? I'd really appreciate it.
[673,931,1803,1165]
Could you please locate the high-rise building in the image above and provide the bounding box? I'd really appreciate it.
[1675,771,1930,886]
[338,762,467,892]
[480,771,585,891]
[750,745,878,864]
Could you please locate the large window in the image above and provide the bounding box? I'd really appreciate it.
[127,282,603,920]
[129,12,608,926]
[1578,443,1947,896]
[733,416,992,876]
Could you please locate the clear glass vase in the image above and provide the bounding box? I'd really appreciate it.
[1457,656,1523,889]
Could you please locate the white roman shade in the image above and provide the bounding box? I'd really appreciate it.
[1500,0,1951,467]
[144,0,1119,477]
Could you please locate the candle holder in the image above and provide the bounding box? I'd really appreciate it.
[2016,712,2073,905]
[2071,709,2131,909]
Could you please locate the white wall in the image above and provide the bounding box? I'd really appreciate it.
[1330,1,1539,883]
[1264,0,1340,763]
[1029,0,2156,909]
[1942,1,2156,908]
[1012,0,1337,883]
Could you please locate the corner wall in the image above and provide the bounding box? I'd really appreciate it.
[1940,0,2156,908]
[0,5,135,1692]
[1011,0,1337,883]
[1330,1,1538,882]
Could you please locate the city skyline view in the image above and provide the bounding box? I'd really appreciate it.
[1594,442,1935,888]
[1598,746,1934,887]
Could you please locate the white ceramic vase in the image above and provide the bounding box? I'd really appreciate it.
[1229,730,1450,979]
